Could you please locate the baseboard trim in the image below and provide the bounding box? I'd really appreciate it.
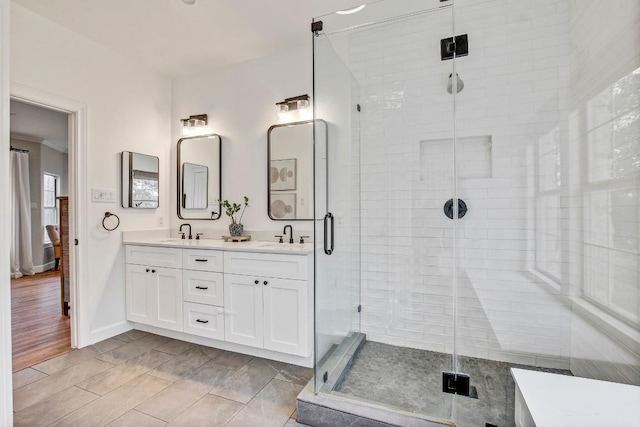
[87,321,133,348]
[33,261,56,273]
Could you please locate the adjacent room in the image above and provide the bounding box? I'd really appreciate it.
[9,99,71,372]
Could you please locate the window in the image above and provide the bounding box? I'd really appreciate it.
[43,173,59,244]
[582,67,640,325]
[534,126,563,283]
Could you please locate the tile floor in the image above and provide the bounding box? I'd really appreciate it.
[12,330,312,427]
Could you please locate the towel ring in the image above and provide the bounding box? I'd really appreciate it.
[102,212,120,231]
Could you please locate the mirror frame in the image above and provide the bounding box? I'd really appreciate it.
[267,119,325,221]
[120,151,160,209]
[177,133,222,220]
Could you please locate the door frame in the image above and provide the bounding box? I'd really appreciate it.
[10,83,89,350]
[0,1,12,424]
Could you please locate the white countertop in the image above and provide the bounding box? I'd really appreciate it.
[123,236,314,255]
[511,368,640,427]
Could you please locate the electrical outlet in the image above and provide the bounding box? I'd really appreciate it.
[158,216,164,226]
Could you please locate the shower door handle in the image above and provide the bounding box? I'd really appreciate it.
[323,212,334,255]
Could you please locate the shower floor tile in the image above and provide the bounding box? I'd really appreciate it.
[333,341,571,427]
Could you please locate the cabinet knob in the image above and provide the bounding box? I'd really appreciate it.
[254,280,259,284]
[263,280,268,286]
[151,269,156,273]
[146,269,150,273]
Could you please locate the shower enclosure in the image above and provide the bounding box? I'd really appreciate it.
[309,0,640,426]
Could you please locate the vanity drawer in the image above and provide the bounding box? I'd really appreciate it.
[183,249,224,272]
[183,302,224,341]
[126,245,182,269]
[183,270,224,306]
[224,251,309,280]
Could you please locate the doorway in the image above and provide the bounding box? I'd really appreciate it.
[9,99,71,371]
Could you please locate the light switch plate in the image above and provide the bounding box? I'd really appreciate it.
[92,188,116,203]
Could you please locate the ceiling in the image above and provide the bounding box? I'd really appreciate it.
[10,100,69,153]
[12,0,366,77]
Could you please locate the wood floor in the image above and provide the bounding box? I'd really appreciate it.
[11,270,71,372]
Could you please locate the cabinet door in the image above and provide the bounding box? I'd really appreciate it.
[126,264,153,324]
[154,267,183,332]
[224,274,263,348]
[263,278,309,356]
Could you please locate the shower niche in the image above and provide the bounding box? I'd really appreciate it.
[420,135,493,181]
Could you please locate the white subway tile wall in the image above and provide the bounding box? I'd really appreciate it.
[341,0,576,368]
[318,0,639,382]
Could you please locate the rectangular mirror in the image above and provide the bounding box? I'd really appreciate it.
[177,134,221,220]
[268,119,326,220]
[121,151,159,209]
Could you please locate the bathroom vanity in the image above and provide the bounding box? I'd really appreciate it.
[123,237,314,367]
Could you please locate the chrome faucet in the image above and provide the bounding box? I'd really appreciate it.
[179,223,192,240]
[283,224,294,244]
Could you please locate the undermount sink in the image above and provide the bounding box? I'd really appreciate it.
[155,238,201,243]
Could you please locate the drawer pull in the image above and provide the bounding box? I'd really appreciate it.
[195,285,209,290]
[195,319,209,324]
[195,259,208,262]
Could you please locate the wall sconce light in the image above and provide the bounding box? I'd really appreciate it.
[180,114,208,136]
[276,94,311,123]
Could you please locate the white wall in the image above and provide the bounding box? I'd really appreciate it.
[10,4,172,345]
[42,144,68,196]
[0,0,14,423]
[170,45,314,239]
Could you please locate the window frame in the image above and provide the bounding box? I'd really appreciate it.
[43,172,60,245]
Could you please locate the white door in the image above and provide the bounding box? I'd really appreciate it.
[153,267,183,332]
[263,277,308,356]
[224,274,263,348]
[126,264,153,324]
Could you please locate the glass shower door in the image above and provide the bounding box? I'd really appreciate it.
[313,30,362,393]
[312,1,459,424]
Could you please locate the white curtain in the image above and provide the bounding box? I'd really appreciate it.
[10,150,35,279]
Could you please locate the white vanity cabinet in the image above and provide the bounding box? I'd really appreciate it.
[125,246,183,332]
[223,251,310,357]
[124,241,313,366]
